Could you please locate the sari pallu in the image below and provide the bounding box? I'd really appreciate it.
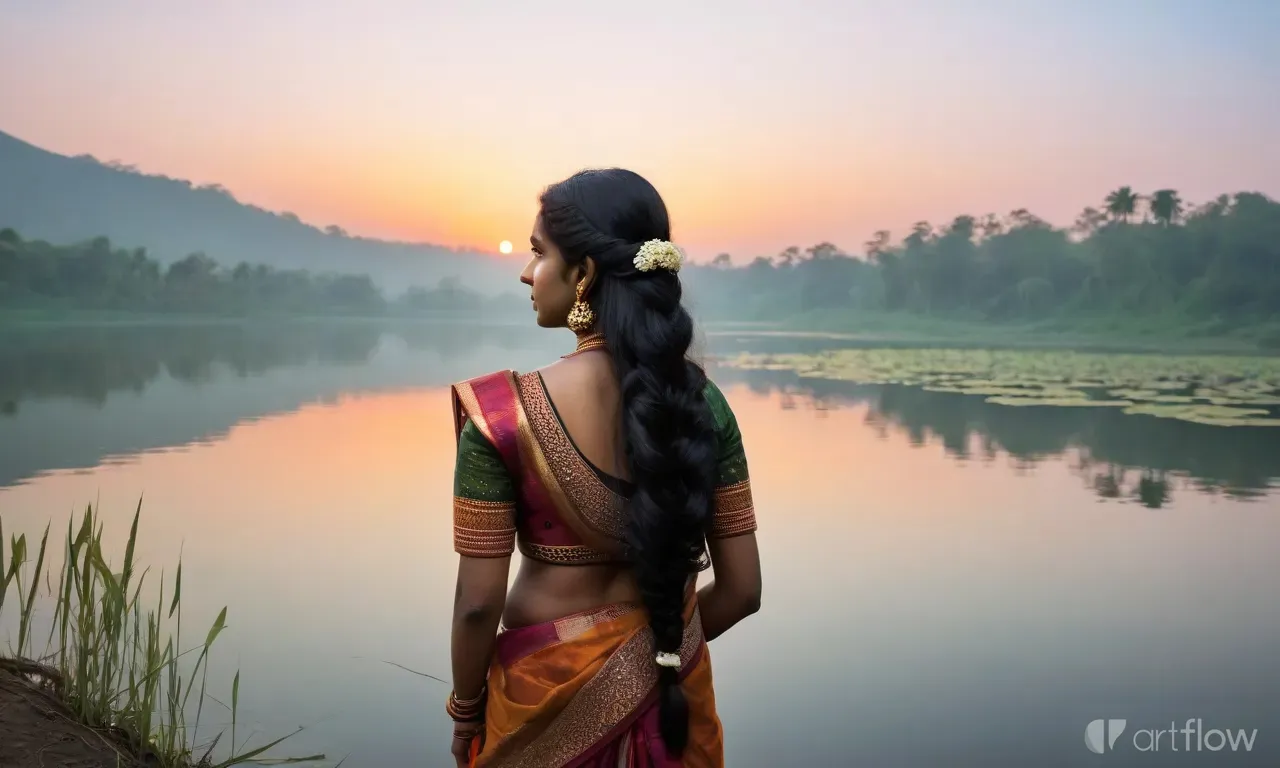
[468,597,723,768]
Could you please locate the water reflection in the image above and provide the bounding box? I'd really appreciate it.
[0,321,549,409]
[4,324,1278,503]
[709,366,1280,504]
[0,322,562,488]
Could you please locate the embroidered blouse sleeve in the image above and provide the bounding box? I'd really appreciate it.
[705,380,757,539]
[452,419,517,558]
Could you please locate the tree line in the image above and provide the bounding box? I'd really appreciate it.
[682,188,1280,328]
[4,186,1278,331]
[0,228,513,317]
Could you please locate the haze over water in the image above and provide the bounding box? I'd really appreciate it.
[2,325,1277,766]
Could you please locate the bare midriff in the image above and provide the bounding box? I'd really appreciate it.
[502,558,643,629]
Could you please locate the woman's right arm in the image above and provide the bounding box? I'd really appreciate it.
[696,382,762,641]
[448,420,517,764]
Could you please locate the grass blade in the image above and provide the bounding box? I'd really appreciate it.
[17,523,50,658]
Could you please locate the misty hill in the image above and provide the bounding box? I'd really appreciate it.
[0,129,513,294]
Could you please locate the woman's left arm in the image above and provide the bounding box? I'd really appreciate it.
[696,381,762,641]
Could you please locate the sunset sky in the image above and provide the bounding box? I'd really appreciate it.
[2,0,1277,261]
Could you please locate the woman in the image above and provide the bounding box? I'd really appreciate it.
[447,169,762,767]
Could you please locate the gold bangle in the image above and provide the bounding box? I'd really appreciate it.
[451,686,487,708]
[447,688,487,723]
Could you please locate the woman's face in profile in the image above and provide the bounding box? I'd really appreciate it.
[520,215,577,328]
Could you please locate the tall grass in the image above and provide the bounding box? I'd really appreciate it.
[0,502,325,767]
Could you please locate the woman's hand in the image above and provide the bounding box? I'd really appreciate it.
[451,722,483,767]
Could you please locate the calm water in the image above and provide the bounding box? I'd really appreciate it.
[1,323,1278,767]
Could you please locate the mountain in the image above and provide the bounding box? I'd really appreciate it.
[0,129,515,294]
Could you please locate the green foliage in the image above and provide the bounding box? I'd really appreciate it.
[5,185,1279,333]
[682,189,1280,332]
[0,228,513,318]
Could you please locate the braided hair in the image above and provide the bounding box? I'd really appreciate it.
[538,168,716,754]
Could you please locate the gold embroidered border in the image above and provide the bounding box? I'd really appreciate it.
[552,603,640,643]
[513,373,624,554]
[518,372,626,538]
[455,530,515,557]
[455,497,517,527]
[485,607,706,768]
[517,540,619,566]
[710,479,757,538]
[454,497,516,557]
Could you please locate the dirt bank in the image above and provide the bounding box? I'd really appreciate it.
[0,659,141,768]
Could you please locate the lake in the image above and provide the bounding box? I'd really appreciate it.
[2,322,1278,767]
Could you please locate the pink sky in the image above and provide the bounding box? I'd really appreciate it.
[1,0,1276,261]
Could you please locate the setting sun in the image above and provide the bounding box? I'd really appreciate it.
[498,240,513,255]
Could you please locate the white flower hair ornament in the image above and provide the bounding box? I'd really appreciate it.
[633,239,685,273]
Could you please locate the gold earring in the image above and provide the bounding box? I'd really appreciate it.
[566,281,595,333]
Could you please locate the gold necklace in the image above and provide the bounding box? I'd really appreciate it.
[563,332,607,358]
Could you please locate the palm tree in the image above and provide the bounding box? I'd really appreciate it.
[1148,189,1183,226]
[1104,186,1139,223]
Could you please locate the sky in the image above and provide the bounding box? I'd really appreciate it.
[1,0,1278,261]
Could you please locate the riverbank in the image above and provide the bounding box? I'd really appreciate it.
[705,309,1280,355]
[0,658,142,767]
[6,307,1279,355]
[0,505,321,768]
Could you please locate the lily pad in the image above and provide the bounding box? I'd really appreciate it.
[1203,396,1280,406]
[1180,416,1280,427]
[1122,403,1270,421]
[721,348,1280,427]
[926,385,1086,398]
[1110,389,1162,400]
[985,397,1133,407]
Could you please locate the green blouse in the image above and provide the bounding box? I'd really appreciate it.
[453,419,513,504]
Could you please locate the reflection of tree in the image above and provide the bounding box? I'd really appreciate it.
[392,321,549,358]
[711,365,1280,504]
[0,321,550,411]
[0,321,562,489]
[1135,470,1172,508]
[0,323,381,408]
[1092,465,1124,499]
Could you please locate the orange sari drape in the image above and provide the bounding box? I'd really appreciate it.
[468,596,723,767]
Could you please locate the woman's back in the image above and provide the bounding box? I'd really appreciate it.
[504,349,639,629]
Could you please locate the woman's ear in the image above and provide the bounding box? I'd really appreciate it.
[578,257,598,295]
